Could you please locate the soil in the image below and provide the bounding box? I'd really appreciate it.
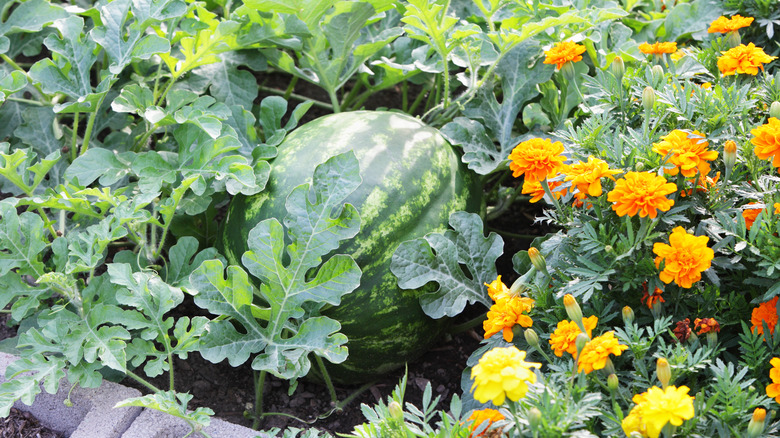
[0,408,62,438]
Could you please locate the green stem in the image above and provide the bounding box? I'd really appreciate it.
[156,77,177,106]
[283,75,299,101]
[252,370,267,430]
[80,93,108,157]
[327,88,341,113]
[126,369,162,394]
[408,80,432,115]
[402,80,408,112]
[315,355,339,404]
[0,54,49,103]
[485,185,527,221]
[340,79,364,110]
[258,85,332,111]
[71,111,80,162]
[540,177,563,215]
[6,96,46,106]
[448,312,488,335]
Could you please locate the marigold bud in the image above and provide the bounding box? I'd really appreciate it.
[770,101,780,119]
[651,65,664,87]
[561,61,576,83]
[642,86,656,112]
[528,407,543,430]
[622,306,635,325]
[611,56,625,82]
[563,294,584,327]
[726,30,741,48]
[723,140,737,171]
[528,247,548,275]
[748,407,766,438]
[607,373,619,393]
[635,161,645,171]
[575,332,590,358]
[524,328,540,349]
[604,245,614,253]
[388,401,404,422]
[657,357,672,389]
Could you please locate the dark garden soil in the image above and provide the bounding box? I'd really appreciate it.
[0,408,62,438]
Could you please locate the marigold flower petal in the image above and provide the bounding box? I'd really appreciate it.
[607,172,677,219]
[718,43,777,76]
[471,347,541,406]
[563,156,622,198]
[708,15,754,33]
[652,227,713,289]
[509,138,567,183]
[543,41,586,70]
[577,331,628,374]
[652,130,717,178]
[639,42,678,55]
[752,296,779,335]
[751,117,780,171]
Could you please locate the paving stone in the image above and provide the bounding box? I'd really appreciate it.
[120,408,268,438]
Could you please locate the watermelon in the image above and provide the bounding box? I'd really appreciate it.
[218,111,482,383]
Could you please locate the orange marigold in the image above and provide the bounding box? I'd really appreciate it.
[708,15,754,33]
[775,202,780,214]
[467,408,504,437]
[742,202,764,230]
[563,156,622,197]
[768,358,780,403]
[752,296,779,335]
[577,331,628,374]
[718,43,777,76]
[508,138,567,183]
[483,295,535,342]
[543,41,586,69]
[641,284,665,310]
[485,275,510,302]
[549,315,599,358]
[693,317,720,335]
[680,172,719,198]
[607,172,677,219]
[639,42,678,55]
[653,227,714,289]
[751,117,780,171]
[521,179,567,203]
[652,130,718,177]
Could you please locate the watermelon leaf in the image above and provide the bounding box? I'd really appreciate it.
[391,211,502,318]
[115,391,213,431]
[190,151,362,380]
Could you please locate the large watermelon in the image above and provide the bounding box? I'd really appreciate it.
[218,111,482,383]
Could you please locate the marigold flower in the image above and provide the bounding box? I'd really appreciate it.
[751,296,779,335]
[467,408,504,437]
[549,316,599,358]
[653,130,717,178]
[680,172,720,197]
[708,15,754,33]
[670,49,685,62]
[471,346,541,405]
[563,156,622,197]
[508,138,567,183]
[653,227,714,289]
[577,331,628,374]
[543,41,586,69]
[621,407,649,437]
[767,358,780,402]
[639,42,678,55]
[607,172,677,219]
[672,318,692,343]
[718,43,777,76]
[485,275,510,302]
[775,203,780,214]
[749,407,767,438]
[638,385,695,438]
[521,179,567,203]
[641,285,665,310]
[483,295,535,342]
[751,117,780,171]
[742,202,764,230]
[693,317,720,335]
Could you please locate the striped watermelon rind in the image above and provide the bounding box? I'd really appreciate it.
[218,111,482,383]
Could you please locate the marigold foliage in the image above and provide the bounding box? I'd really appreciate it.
[652,130,717,178]
[607,172,677,219]
[543,41,586,69]
[717,43,777,76]
[563,156,622,197]
[577,331,628,374]
[508,138,567,183]
[752,296,779,335]
[549,315,599,357]
[471,347,541,405]
[639,42,677,55]
[708,15,754,33]
[751,117,780,171]
[653,227,714,289]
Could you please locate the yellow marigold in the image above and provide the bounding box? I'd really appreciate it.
[607,172,677,219]
[543,41,586,69]
[563,156,622,197]
[508,138,567,183]
[718,43,777,76]
[708,15,754,33]
[521,179,567,203]
[768,358,780,402]
[776,202,780,214]
[639,42,678,55]
[485,275,510,302]
[636,385,695,438]
[751,117,780,171]
[670,49,685,62]
[483,295,535,342]
[577,331,628,374]
[467,408,504,437]
[742,202,764,230]
[549,315,599,358]
[752,296,779,335]
[622,406,649,437]
[471,346,541,405]
[652,226,714,289]
[652,130,717,178]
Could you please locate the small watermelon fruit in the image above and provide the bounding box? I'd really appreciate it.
[218,110,482,383]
